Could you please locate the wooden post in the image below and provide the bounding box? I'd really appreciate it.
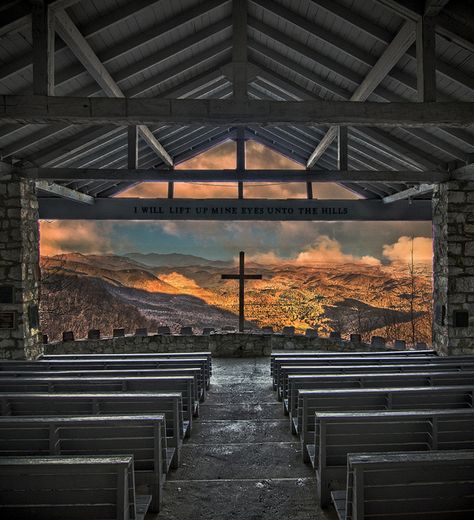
[338,126,348,170]
[236,127,245,199]
[31,0,55,96]
[127,126,138,169]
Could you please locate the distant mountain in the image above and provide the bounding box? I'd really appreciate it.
[39,252,433,345]
[124,252,232,268]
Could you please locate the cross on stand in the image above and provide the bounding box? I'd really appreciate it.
[221,251,262,332]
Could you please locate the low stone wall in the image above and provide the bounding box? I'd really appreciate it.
[43,333,412,358]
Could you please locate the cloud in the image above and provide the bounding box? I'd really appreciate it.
[382,236,433,265]
[247,235,381,266]
[39,221,116,256]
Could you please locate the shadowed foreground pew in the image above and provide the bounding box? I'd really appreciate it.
[309,409,474,507]
[333,451,474,520]
[0,415,167,512]
[0,455,150,520]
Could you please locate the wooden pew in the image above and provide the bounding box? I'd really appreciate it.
[0,367,206,403]
[0,415,166,512]
[296,385,474,457]
[0,375,197,432]
[0,455,150,520]
[270,350,436,377]
[286,369,474,424]
[0,357,211,392]
[334,450,474,520]
[309,409,474,508]
[279,361,474,402]
[0,392,184,468]
[272,355,474,393]
[42,352,213,377]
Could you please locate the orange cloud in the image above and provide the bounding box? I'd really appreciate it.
[247,235,381,267]
[382,236,432,265]
[39,221,115,256]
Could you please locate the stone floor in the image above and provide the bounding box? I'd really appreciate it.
[151,358,337,520]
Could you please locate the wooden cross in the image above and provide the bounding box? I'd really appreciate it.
[221,251,262,332]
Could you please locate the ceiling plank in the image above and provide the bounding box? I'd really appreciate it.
[306,20,415,167]
[54,9,173,166]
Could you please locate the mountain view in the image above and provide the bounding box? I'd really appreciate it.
[40,252,433,345]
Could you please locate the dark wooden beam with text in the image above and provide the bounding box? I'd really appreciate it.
[221,251,262,332]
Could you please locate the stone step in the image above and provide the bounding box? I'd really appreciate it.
[186,419,293,444]
[198,402,283,420]
[159,478,336,520]
[166,442,311,481]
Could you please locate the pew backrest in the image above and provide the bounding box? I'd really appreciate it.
[344,450,474,520]
[0,455,144,520]
[0,367,205,402]
[0,375,196,426]
[272,355,470,390]
[0,392,184,461]
[297,385,474,446]
[287,369,474,417]
[313,409,474,508]
[0,414,166,512]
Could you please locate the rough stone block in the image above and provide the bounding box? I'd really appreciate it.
[135,327,148,336]
[88,329,100,340]
[157,326,171,335]
[350,333,361,343]
[329,331,341,340]
[371,335,386,347]
[113,328,125,338]
[305,329,318,338]
[62,331,74,342]
[282,326,295,336]
[180,326,193,336]
[393,339,406,350]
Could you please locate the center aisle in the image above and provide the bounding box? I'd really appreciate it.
[158,357,337,520]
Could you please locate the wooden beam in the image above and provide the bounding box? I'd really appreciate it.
[424,0,450,16]
[54,9,173,166]
[3,96,473,127]
[338,126,348,171]
[38,198,432,221]
[31,0,55,96]
[306,20,415,167]
[36,180,95,204]
[236,127,245,199]
[383,183,435,203]
[23,168,450,183]
[233,0,248,100]
[127,126,138,169]
[417,16,437,102]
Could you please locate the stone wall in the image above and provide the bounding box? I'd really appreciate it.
[433,181,474,356]
[0,174,42,359]
[44,332,411,358]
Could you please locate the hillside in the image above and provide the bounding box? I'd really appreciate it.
[39,253,432,344]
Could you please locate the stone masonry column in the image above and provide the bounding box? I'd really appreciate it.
[432,181,474,356]
[0,172,42,359]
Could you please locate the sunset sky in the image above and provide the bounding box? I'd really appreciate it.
[40,140,433,266]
